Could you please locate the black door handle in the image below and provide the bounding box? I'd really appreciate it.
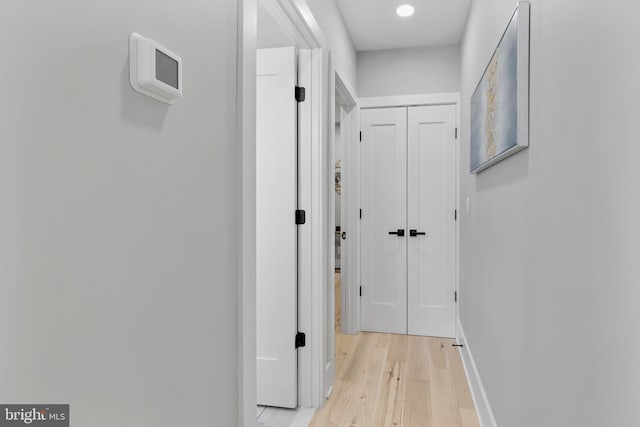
[388,229,405,237]
[409,229,426,237]
[341,232,346,240]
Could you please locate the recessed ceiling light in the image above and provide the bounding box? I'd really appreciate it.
[396,4,415,18]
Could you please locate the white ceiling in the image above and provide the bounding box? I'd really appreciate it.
[336,0,471,51]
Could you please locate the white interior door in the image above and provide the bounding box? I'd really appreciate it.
[360,107,407,334]
[256,47,298,408]
[407,105,457,338]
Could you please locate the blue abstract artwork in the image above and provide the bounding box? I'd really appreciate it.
[470,7,524,173]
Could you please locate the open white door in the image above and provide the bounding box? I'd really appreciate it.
[360,107,407,335]
[407,105,457,337]
[256,47,298,408]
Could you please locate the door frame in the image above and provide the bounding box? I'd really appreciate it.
[331,72,360,338]
[356,93,461,336]
[238,0,331,424]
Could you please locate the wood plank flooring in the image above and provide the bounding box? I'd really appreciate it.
[310,331,480,427]
[335,271,341,332]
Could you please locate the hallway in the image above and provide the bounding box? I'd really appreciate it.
[310,330,479,426]
[4,0,639,425]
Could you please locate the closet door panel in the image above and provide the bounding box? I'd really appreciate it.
[407,105,457,338]
[360,107,407,335]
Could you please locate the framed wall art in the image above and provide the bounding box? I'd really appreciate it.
[470,0,530,173]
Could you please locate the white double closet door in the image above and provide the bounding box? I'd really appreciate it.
[361,105,457,338]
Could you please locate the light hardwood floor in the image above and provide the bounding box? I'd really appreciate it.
[335,272,341,332]
[311,278,479,427]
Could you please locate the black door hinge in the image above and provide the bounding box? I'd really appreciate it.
[455,291,458,303]
[359,131,362,142]
[360,286,362,297]
[359,209,363,219]
[295,209,306,225]
[454,209,458,221]
[295,86,306,102]
[295,332,306,348]
[455,127,458,139]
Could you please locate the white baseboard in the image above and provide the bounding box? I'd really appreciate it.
[456,318,497,427]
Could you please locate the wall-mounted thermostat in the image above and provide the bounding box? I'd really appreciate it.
[129,33,182,104]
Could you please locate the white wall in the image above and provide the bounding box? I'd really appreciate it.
[0,1,239,426]
[304,0,358,88]
[357,44,461,97]
[459,1,640,426]
[258,0,295,49]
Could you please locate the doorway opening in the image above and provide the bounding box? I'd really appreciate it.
[252,0,332,422]
[334,110,342,333]
[332,72,360,341]
[357,94,461,339]
[255,0,308,417]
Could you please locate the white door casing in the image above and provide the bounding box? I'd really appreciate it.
[256,46,298,408]
[360,107,408,335]
[407,105,457,338]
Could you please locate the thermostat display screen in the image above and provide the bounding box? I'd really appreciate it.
[155,49,179,89]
